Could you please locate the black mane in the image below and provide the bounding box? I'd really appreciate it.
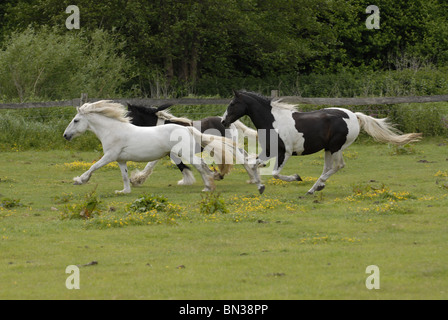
[127,103,173,115]
[238,91,272,107]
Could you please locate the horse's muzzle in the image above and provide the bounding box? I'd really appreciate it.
[63,133,72,141]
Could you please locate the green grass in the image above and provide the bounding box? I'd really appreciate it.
[0,138,447,299]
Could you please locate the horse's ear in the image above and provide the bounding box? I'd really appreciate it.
[157,104,173,112]
[232,90,241,98]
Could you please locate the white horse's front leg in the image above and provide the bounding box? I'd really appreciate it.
[116,162,131,194]
[73,154,114,185]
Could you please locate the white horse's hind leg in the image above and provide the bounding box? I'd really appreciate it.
[307,151,345,194]
[116,162,131,194]
[130,160,159,186]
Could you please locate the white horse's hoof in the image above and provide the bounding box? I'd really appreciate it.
[177,179,194,186]
[73,177,83,185]
[115,189,131,194]
[130,170,147,186]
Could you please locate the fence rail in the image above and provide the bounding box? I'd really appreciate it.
[281,94,448,106]
[1,93,448,110]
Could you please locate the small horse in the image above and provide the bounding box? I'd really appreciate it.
[63,100,235,194]
[126,103,259,186]
[221,90,422,195]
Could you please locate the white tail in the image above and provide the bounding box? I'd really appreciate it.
[355,112,422,145]
[187,127,236,176]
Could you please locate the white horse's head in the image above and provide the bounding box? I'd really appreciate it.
[63,109,89,141]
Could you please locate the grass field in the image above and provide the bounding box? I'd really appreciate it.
[0,138,447,299]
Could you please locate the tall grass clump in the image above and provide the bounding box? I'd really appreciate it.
[0,107,100,151]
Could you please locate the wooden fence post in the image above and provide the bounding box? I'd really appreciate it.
[80,93,88,106]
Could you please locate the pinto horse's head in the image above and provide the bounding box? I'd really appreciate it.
[127,103,172,127]
[221,90,249,128]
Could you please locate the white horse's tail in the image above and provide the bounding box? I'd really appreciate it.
[355,112,422,145]
[233,120,258,139]
[187,127,235,176]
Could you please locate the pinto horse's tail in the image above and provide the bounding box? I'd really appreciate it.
[187,127,236,177]
[355,112,422,145]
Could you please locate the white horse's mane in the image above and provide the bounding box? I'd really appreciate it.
[156,110,193,126]
[78,100,131,123]
[270,99,298,112]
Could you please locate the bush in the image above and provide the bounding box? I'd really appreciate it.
[126,194,173,213]
[199,192,228,215]
[0,27,131,101]
[0,198,23,209]
[86,194,183,229]
[60,187,102,220]
[390,103,448,136]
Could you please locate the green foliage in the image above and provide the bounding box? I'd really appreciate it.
[0,27,131,101]
[126,194,172,214]
[0,99,447,153]
[0,198,23,209]
[0,107,100,151]
[390,103,448,136]
[60,186,102,220]
[86,194,184,229]
[59,191,184,228]
[199,192,228,215]
[1,0,447,98]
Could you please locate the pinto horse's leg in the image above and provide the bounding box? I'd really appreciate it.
[272,152,302,182]
[130,160,159,186]
[116,161,131,194]
[171,155,196,186]
[73,154,114,185]
[307,151,345,195]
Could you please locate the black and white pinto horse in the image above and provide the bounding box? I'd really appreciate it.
[221,90,422,195]
[127,104,258,187]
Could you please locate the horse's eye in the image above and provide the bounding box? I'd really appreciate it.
[74,119,79,123]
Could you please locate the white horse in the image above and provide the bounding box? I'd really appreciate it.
[63,101,236,194]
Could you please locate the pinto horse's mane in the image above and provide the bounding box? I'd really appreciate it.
[238,91,298,111]
[78,100,131,123]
